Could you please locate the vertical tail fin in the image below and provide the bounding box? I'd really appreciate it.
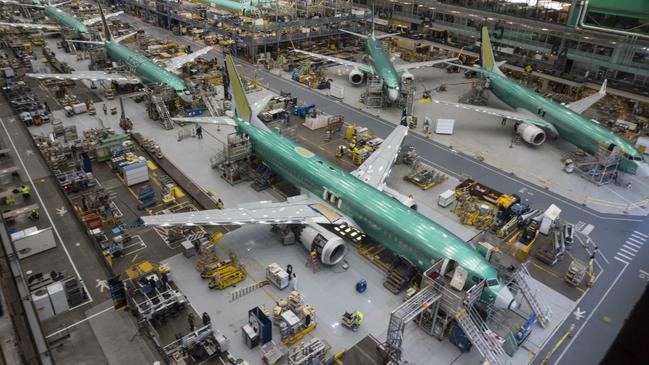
[480,25,496,71]
[371,3,375,37]
[98,3,112,42]
[224,54,252,123]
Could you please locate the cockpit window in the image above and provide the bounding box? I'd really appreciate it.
[486,278,499,287]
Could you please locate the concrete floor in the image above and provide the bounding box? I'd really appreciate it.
[273,63,649,215]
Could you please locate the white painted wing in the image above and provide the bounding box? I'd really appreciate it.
[566,80,606,114]
[0,22,60,31]
[292,49,374,74]
[26,71,137,83]
[171,116,237,126]
[430,98,559,136]
[394,57,459,72]
[164,46,213,71]
[141,194,349,227]
[83,11,124,26]
[351,125,408,189]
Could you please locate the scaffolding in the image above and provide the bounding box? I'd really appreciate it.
[361,75,386,108]
[459,78,490,105]
[399,79,416,115]
[211,133,252,185]
[573,141,622,186]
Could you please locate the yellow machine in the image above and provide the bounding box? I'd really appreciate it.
[104,88,114,100]
[208,263,245,289]
[23,42,33,54]
[31,38,45,46]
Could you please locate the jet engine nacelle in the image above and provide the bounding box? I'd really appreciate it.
[401,71,415,83]
[348,69,364,85]
[516,123,546,146]
[382,185,417,210]
[300,224,348,265]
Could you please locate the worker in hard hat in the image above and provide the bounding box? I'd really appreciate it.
[354,311,364,325]
[20,185,30,200]
[28,208,40,220]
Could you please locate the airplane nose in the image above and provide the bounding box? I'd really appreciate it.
[636,162,649,177]
[178,91,193,103]
[494,286,516,310]
[388,89,399,101]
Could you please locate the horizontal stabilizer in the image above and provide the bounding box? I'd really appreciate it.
[171,116,237,126]
[341,29,368,39]
[566,79,607,114]
[113,31,138,44]
[375,32,400,40]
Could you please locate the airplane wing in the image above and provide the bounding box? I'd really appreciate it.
[430,98,559,136]
[164,46,213,72]
[141,194,351,227]
[0,22,60,31]
[566,80,607,114]
[292,49,374,74]
[26,71,137,83]
[82,11,124,26]
[395,57,459,72]
[171,116,237,126]
[351,125,408,189]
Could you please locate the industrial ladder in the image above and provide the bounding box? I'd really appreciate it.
[454,306,510,365]
[511,265,552,328]
[202,95,220,117]
[230,280,271,302]
[152,95,174,130]
[383,285,441,364]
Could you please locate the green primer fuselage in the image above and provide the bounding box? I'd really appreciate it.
[200,0,257,16]
[33,0,89,34]
[485,70,645,174]
[235,119,505,304]
[105,42,187,94]
[365,36,401,99]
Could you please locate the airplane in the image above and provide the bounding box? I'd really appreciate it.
[24,4,213,102]
[139,53,517,310]
[292,13,459,102]
[431,25,649,176]
[199,0,258,16]
[0,0,122,35]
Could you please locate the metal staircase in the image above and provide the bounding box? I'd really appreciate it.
[202,95,221,117]
[455,306,510,365]
[382,285,441,364]
[151,95,174,130]
[511,265,552,328]
[230,280,271,302]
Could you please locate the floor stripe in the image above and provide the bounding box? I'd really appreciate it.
[619,248,636,257]
[616,252,633,261]
[625,241,642,249]
[630,234,646,241]
[614,256,629,264]
[627,237,645,245]
[633,231,648,238]
[622,245,638,253]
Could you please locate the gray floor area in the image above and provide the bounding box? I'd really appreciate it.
[271,64,649,215]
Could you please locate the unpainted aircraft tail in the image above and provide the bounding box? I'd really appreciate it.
[98,2,112,42]
[480,25,505,75]
[224,54,252,124]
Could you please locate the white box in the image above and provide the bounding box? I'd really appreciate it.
[32,289,55,321]
[435,119,455,135]
[47,281,69,314]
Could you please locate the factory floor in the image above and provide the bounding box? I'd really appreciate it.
[273,64,649,215]
[18,29,585,365]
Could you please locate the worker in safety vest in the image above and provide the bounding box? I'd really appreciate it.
[28,208,40,220]
[216,199,224,209]
[355,311,364,325]
[20,185,30,200]
[5,194,14,206]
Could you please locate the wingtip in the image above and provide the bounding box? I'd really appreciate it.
[599,79,607,94]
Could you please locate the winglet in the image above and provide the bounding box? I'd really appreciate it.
[599,79,607,94]
[224,54,252,123]
[98,2,112,42]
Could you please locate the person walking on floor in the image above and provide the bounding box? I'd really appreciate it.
[196,125,203,139]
